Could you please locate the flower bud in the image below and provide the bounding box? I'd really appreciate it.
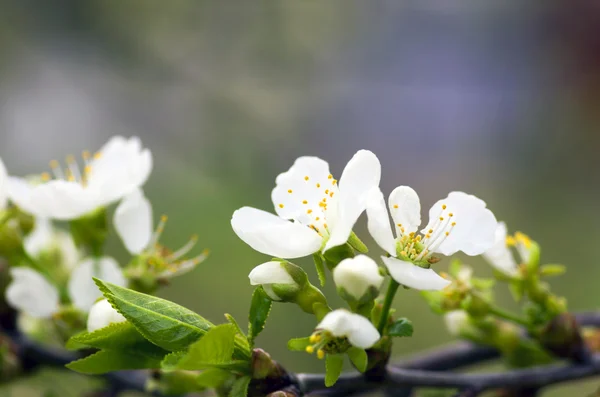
[333,255,383,302]
[248,260,304,301]
[87,299,127,332]
[444,310,470,337]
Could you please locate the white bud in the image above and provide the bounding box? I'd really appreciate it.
[248,261,300,301]
[444,310,469,337]
[87,299,127,332]
[333,255,384,300]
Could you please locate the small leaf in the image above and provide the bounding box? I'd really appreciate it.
[313,253,327,287]
[248,287,272,345]
[287,337,311,351]
[229,376,251,397]
[325,354,344,387]
[226,313,246,338]
[388,318,414,337]
[347,347,367,373]
[196,368,232,388]
[540,264,566,277]
[94,279,214,351]
[226,313,251,353]
[66,350,163,374]
[348,232,368,254]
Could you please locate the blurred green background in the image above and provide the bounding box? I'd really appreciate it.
[1,1,600,395]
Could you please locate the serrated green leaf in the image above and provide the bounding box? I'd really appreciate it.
[229,376,251,397]
[287,337,311,351]
[540,264,566,277]
[226,313,246,338]
[94,279,213,351]
[196,368,233,388]
[248,287,272,345]
[66,349,163,374]
[347,347,367,372]
[348,232,368,254]
[388,318,414,337]
[313,253,327,287]
[226,313,251,353]
[325,354,344,387]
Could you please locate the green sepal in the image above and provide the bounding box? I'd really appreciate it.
[347,232,368,254]
[93,279,214,352]
[66,349,163,374]
[388,318,414,337]
[325,354,344,387]
[347,347,368,372]
[539,264,566,278]
[248,287,272,345]
[312,302,331,321]
[313,253,327,287]
[420,291,445,314]
[229,376,251,397]
[69,207,108,256]
[287,337,311,351]
[323,243,355,269]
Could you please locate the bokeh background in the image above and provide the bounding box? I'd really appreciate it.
[1,1,600,396]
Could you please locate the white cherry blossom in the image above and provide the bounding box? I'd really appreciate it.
[333,255,384,300]
[482,222,531,277]
[87,299,127,332]
[24,218,80,270]
[7,136,152,220]
[248,261,298,301]
[367,187,497,290]
[231,150,381,259]
[312,309,380,349]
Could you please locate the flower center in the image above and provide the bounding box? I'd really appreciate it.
[305,330,351,358]
[41,151,100,187]
[395,203,457,263]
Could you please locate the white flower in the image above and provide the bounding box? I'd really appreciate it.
[113,189,206,277]
[7,136,152,220]
[482,222,531,277]
[368,187,497,290]
[231,150,381,259]
[87,299,127,332]
[333,255,384,300]
[0,156,8,210]
[5,257,127,318]
[313,309,380,349]
[24,218,80,270]
[444,310,469,337]
[248,261,299,301]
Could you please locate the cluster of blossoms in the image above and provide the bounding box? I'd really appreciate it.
[0,136,206,337]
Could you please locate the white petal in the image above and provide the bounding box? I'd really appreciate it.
[271,156,336,232]
[317,309,380,349]
[87,299,127,332]
[482,222,518,276]
[6,268,59,318]
[381,256,451,291]
[424,192,497,256]
[24,218,54,257]
[68,257,127,312]
[333,255,384,300]
[366,188,396,255]
[54,231,81,270]
[388,186,421,235]
[444,310,469,337]
[114,188,153,254]
[6,177,38,215]
[325,150,381,251]
[231,207,322,258]
[249,261,296,286]
[0,157,7,209]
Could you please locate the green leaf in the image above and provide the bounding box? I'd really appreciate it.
[540,264,566,277]
[348,232,368,254]
[287,337,311,351]
[66,349,163,374]
[196,368,233,389]
[94,279,213,351]
[313,253,327,287]
[388,318,414,337]
[248,287,272,345]
[347,347,367,373]
[325,354,344,387]
[226,313,251,354]
[229,376,251,397]
[171,324,245,371]
[225,313,246,338]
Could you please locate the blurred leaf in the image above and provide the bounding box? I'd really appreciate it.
[313,253,327,287]
[248,287,272,345]
[388,318,414,337]
[448,259,462,278]
[509,282,526,302]
[94,278,213,351]
[287,337,311,351]
[229,376,251,397]
[347,347,367,372]
[67,349,162,374]
[197,368,233,388]
[325,354,344,387]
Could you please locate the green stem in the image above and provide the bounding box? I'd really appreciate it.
[489,306,530,328]
[378,280,399,334]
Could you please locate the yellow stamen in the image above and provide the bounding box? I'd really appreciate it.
[306,346,314,354]
[393,204,399,209]
[304,176,309,181]
[302,200,308,205]
[317,349,325,359]
[288,189,293,193]
[279,204,284,208]
[442,204,447,210]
